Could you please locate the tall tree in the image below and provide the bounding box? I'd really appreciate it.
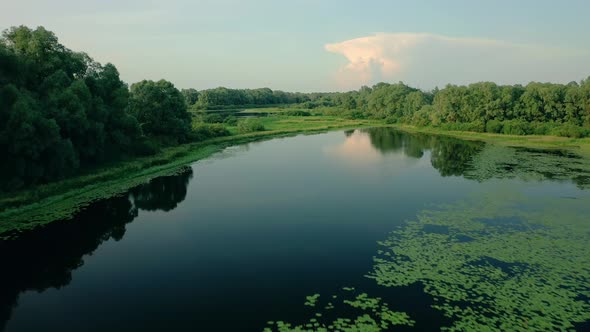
[129,79,191,143]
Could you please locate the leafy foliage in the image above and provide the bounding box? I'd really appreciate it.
[298,80,590,137]
[193,87,313,109]
[2,24,590,193]
[0,26,141,191]
[237,118,265,133]
[129,79,192,144]
[0,26,225,192]
[190,123,230,141]
[283,109,311,116]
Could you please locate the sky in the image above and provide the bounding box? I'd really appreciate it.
[1,0,589,92]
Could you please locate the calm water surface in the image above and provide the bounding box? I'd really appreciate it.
[1,128,589,331]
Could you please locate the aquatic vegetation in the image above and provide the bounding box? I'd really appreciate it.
[305,294,320,307]
[261,130,590,331]
[362,127,590,187]
[466,144,590,189]
[263,289,414,332]
[129,166,193,212]
[370,192,590,331]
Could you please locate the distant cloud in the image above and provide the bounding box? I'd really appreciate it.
[325,33,590,89]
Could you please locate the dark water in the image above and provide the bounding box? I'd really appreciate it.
[1,128,589,331]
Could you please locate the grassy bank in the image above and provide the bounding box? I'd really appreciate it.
[0,116,379,238]
[391,124,590,157]
[3,113,590,238]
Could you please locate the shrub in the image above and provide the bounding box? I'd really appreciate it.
[410,109,430,127]
[385,116,398,124]
[237,118,266,133]
[283,110,311,116]
[502,120,532,135]
[529,122,552,135]
[550,123,588,138]
[429,112,443,127]
[467,120,485,132]
[439,121,484,133]
[203,114,225,123]
[485,120,503,133]
[190,123,230,141]
[343,110,366,119]
[314,107,343,116]
[134,138,160,156]
[224,116,238,126]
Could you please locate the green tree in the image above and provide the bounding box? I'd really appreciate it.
[0,26,142,190]
[129,79,191,143]
[181,88,199,106]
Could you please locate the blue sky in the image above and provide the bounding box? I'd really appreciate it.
[2,0,589,91]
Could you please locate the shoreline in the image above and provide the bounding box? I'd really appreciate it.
[2,116,590,238]
[390,124,590,156]
[0,117,377,238]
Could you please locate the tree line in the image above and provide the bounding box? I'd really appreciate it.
[183,87,328,110]
[183,80,590,138]
[308,81,590,137]
[0,26,226,192]
[2,25,589,192]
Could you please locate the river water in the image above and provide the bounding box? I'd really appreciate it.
[1,128,589,331]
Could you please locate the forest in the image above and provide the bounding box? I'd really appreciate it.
[187,80,590,139]
[0,26,226,192]
[1,25,590,193]
[305,81,590,137]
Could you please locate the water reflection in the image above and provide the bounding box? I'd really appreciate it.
[0,167,193,330]
[130,167,193,212]
[364,127,436,157]
[464,144,590,188]
[325,130,384,162]
[265,191,590,331]
[2,129,590,331]
[341,128,590,187]
[335,128,483,177]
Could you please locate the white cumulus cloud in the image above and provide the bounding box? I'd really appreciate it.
[325,33,590,90]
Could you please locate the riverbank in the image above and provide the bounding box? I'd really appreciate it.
[0,116,379,238]
[391,124,590,157]
[3,114,590,238]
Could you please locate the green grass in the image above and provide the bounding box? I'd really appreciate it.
[0,115,378,237]
[226,115,381,135]
[238,107,310,114]
[3,111,590,237]
[391,124,590,157]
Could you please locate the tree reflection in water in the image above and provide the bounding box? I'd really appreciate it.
[0,167,193,330]
[360,127,590,186]
[130,166,193,212]
[361,127,483,176]
[2,129,590,330]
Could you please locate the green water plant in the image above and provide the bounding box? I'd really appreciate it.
[370,192,590,331]
[263,289,414,332]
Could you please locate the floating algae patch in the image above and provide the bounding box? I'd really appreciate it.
[305,294,321,307]
[369,192,590,331]
[465,144,590,189]
[263,289,414,332]
[422,224,450,235]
